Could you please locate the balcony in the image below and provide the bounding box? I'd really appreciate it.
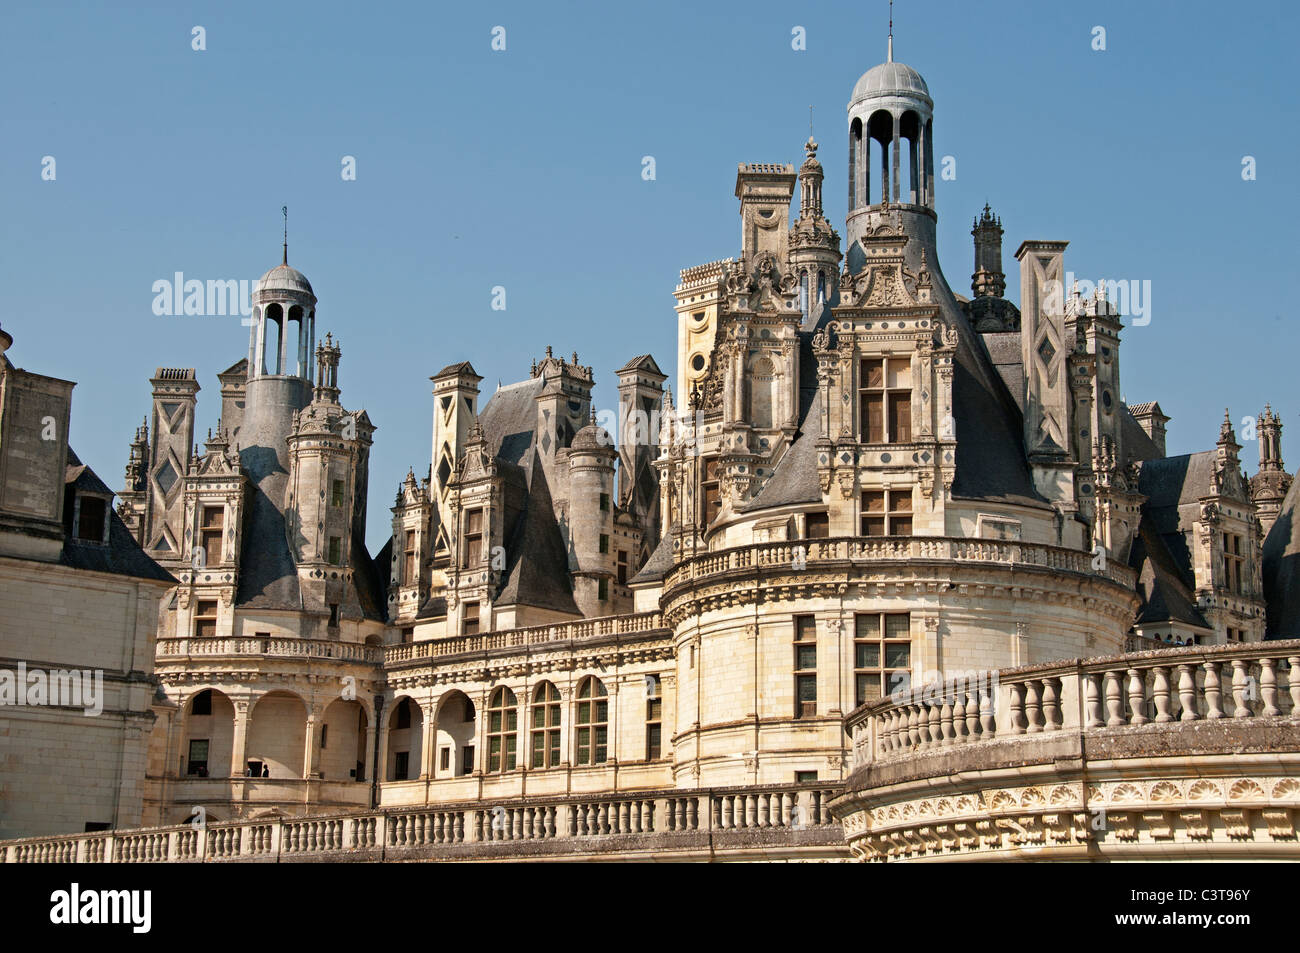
[1,782,844,863]
[834,639,1300,861]
[661,536,1137,595]
[156,637,382,664]
[385,611,668,667]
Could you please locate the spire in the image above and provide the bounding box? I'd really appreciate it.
[281,205,288,265]
[887,0,894,62]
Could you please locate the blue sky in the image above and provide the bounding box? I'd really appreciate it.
[2,0,1296,553]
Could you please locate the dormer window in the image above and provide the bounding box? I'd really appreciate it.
[859,357,912,444]
[67,493,109,544]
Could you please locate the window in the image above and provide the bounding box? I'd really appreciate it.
[805,511,829,539]
[487,687,518,772]
[599,492,610,512]
[320,724,328,749]
[599,533,609,554]
[400,627,414,644]
[200,505,223,566]
[186,739,209,777]
[700,458,722,529]
[1223,533,1244,595]
[394,751,409,780]
[462,508,484,568]
[461,745,475,776]
[794,615,817,718]
[403,530,417,586]
[795,770,819,784]
[617,550,628,585]
[191,690,212,716]
[439,748,450,772]
[462,601,480,636]
[328,603,339,628]
[193,600,218,638]
[328,536,342,566]
[646,675,662,760]
[331,479,345,507]
[854,613,912,706]
[861,489,912,536]
[575,677,609,765]
[530,682,562,768]
[859,357,912,443]
[76,496,107,543]
[598,578,609,601]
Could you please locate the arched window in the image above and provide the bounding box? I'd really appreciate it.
[487,687,517,772]
[530,682,561,769]
[575,676,608,766]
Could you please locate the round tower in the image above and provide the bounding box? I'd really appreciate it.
[567,416,617,616]
[789,137,842,320]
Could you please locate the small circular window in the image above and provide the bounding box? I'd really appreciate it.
[1102,390,1113,413]
[692,354,706,372]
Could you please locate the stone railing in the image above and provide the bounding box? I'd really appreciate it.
[662,536,1136,594]
[836,639,1300,861]
[156,637,382,664]
[849,639,1300,766]
[385,611,667,665]
[0,783,842,863]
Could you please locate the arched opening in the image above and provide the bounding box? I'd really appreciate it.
[435,690,476,777]
[320,697,367,782]
[486,686,518,773]
[180,688,235,779]
[386,696,423,781]
[923,118,934,207]
[262,303,284,375]
[799,268,809,318]
[899,110,921,204]
[867,110,893,205]
[848,117,864,210]
[247,690,308,779]
[287,304,304,377]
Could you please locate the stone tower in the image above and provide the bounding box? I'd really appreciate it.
[143,367,199,566]
[971,204,1005,299]
[789,137,842,324]
[1250,404,1290,536]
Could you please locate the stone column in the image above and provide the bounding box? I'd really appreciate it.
[230,699,250,778]
[362,706,377,783]
[303,705,322,779]
[420,701,437,779]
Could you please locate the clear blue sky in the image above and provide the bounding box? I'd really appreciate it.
[2,0,1296,553]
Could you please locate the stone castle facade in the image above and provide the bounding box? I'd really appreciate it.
[3,40,1299,860]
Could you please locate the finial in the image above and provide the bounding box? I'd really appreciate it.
[589,410,597,427]
[887,0,894,62]
[545,345,553,359]
[281,206,288,265]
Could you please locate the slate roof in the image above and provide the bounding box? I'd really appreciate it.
[1263,478,1300,637]
[1128,517,1210,629]
[739,391,823,513]
[479,377,543,471]
[617,354,666,377]
[630,522,679,584]
[59,449,173,584]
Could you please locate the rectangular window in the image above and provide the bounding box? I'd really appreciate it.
[599,533,609,554]
[646,675,662,760]
[795,770,818,784]
[617,550,628,585]
[187,739,209,777]
[463,601,480,636]
[328,536,342,566]
[700,458,722,530]
[861,489,913,537]
[460,745,475,776]
[1223,533,1244,595]
[193,600,218,638]
[439,748,450,772]
[794,614,817,719]
[598,578,609,601]
[77,496,107,543]
[320,724,328,749]
[805,511,829,539]
[859,357,912,444]
[462,508,484,568]
[394,751,409,780]
[403,530,417,586]
[599,492,610,512]
[331,479,345,507]
[400,627,414,644]
[200,505,223,566]
[328,603,339,627]
[854,612,912,706]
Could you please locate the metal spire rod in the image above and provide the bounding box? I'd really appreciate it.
[281,205,288,265]
[888,0,894,62]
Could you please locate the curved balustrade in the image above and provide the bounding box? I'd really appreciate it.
[385,611,667,665]
[850,639,1300,766]
[662,536,1136,594]
[0,782,842,863]
[157,636,382,663]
